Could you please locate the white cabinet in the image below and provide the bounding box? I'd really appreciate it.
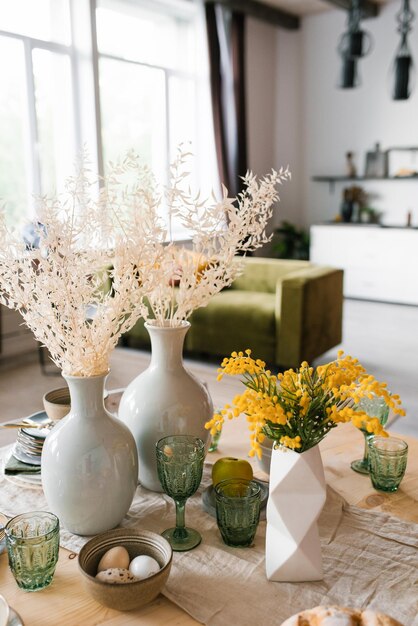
[310,225,418,305]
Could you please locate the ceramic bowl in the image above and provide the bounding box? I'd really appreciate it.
[42,387,71,421]
[78,529,172,611]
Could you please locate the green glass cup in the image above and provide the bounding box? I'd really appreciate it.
[208,423,223,453]
[215,479,261,547]
[351,395,390,475]
[367,436,408,492]
[0,512,8,556]
[5,511,60,591]
[156,435,205,552]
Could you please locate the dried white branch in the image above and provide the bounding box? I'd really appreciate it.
[0,147,290,374]
[143,148,291,325]
[0,151,164,376]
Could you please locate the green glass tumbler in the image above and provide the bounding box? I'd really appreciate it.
[351,395,390,475]
[368,436,408,492]
[156,435,205,552]
[5,511,59,591]
[208,424,222,453]
[215,479,261,547]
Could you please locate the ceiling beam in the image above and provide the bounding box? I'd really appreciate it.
[322,0,380,18]
[205,0,300,30]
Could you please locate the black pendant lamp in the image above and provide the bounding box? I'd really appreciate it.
[339,56,360,89]
[392,0,415,100]
[338,0,372,89]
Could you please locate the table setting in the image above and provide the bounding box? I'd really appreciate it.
[0,366,417,626]
[0,150,416,626]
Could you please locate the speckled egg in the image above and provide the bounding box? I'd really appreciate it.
[95,567,138,584]
[129,555,160,580]
[97,546,130,573]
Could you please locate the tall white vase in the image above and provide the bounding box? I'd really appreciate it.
[265,444,326,582]
[118,321,213,492]
[41,373,138,536]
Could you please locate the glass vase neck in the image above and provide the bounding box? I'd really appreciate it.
[145,321,190,371]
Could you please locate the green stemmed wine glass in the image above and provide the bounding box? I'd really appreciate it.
[156,435,205,551]
[351,395,390,474]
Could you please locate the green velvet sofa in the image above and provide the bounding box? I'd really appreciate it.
[122,257,344,368]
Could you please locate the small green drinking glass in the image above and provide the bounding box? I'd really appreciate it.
[368,436,408,492]
[215,479,261,547]
[156,435,205,551]
[5,511,59,591]
[351,395,390,474]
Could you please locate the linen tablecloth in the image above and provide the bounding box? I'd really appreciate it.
[1,445,417,625]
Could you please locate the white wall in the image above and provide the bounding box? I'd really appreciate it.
[246,1,418,230]
[246,18,303,230]
[302,0,418,227]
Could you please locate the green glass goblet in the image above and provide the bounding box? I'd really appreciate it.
[351,395,390,474]
[156,435,205,552]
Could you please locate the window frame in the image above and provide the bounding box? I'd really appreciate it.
[0,26,81,215]
[0,0,217,232]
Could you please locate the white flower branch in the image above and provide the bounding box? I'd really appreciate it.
[0,151,163,376]
[0,147,290,374]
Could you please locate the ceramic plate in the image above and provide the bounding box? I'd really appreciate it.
[12,444,42,466]
[8,606,24,626]
[202,479,269,520]
[20,411,51,440]
[17,430,44,445]
[15,437,43,454]
[5,473,43,490]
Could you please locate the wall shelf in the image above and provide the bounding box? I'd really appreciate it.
[312,175,418,192]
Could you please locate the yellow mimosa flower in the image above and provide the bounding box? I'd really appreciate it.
[204,349,405,456]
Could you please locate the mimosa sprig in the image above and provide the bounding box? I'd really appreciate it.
[205,350,405,456]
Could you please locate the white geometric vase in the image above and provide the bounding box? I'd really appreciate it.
[118,321,212,492]
[265,444,326,582]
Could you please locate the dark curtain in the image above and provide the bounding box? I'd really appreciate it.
[205,3,248,196]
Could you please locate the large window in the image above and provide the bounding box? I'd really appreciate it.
[96,0,217,230]
[0,0,217,237]
[0,0,75,220]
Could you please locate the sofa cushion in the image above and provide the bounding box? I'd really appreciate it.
[231,258,310,293]
[187,290,277,363]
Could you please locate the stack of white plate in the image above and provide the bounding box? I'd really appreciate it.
[12,411,50,467]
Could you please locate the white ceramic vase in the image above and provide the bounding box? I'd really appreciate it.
[41,373,138,536]
[265,444,326,582]
[118,321,213,492]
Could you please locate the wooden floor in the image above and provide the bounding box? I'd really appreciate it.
[0,297,417,437]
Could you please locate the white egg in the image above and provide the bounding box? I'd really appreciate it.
[129,555,160,580]
[95,567,138,584]
[97,546,130,573]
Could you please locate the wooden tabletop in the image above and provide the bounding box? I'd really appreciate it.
[1,402,417,625]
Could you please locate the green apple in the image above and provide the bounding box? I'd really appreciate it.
[211,457,253,487]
